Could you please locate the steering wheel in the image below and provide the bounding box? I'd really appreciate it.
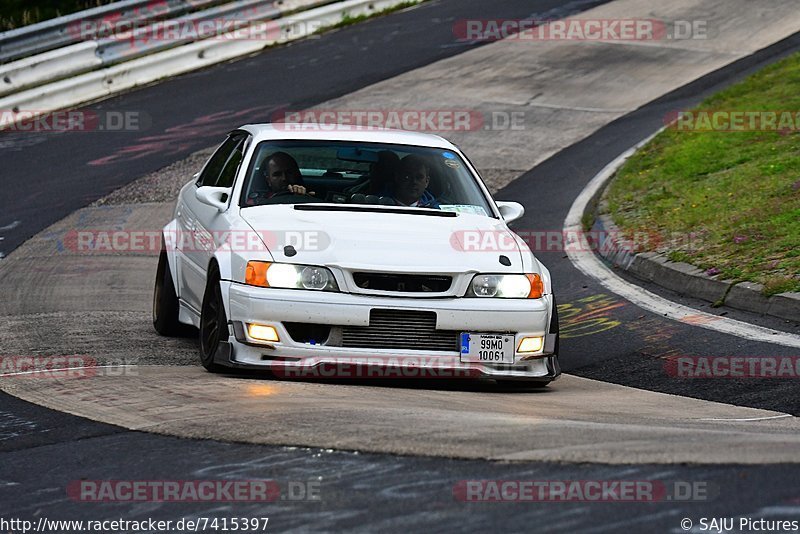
[249,190,324,206]
[269,190,302,198]
[247,189,310,201]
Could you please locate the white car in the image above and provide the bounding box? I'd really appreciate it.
[153,124,560,386]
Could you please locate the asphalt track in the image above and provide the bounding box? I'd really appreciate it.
[2,0,800,530]
[2,388,798,533]
[0,0,607,257]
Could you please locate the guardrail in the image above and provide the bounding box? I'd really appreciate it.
[0,0,227,64]
[0,0,331,97]
[0,41,102,97]
[96,0,333,64]
[0,0,421,129]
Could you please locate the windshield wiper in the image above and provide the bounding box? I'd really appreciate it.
[293,205,457,217]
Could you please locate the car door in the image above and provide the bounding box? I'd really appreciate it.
[177,131,248,313]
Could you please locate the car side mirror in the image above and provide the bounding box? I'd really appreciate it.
[196,186,231,212]
[496,201,524,223]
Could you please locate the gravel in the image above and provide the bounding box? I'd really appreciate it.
[93,147,215,206]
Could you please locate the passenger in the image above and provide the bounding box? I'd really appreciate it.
[261,152,312,197]
[386,155,440,208]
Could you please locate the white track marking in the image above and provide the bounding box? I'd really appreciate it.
[0,219,19,258]
[0,220,20,232]
[563,133,800,349]
[698,414,793,422]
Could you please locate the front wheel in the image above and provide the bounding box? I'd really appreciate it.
[199,264,227,373]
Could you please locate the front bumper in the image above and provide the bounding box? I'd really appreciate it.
[217,282,560,382]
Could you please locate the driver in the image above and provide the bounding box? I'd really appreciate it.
[261,152,312,197]
[387,155,439,208]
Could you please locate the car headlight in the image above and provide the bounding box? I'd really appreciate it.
[467,273,543,299]
[245,261,339,291]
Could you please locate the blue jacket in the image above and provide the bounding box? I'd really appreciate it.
[383,188,440,209]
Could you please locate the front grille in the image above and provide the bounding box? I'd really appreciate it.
[353,272,452,293]
[340,309,460,352]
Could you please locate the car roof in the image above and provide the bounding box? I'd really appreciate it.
[239,123,458,150]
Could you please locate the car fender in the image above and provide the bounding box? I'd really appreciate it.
[531,257,555,330]
[211,220,275,284]
[513,234,552,295]
[210,220,275,320]
[536,258,553,296]
[161,219,180,294]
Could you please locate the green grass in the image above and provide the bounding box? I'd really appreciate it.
[329,1,423,31]
[607,52,800,296]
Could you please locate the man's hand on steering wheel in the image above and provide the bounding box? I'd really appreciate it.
[286,184,314,196]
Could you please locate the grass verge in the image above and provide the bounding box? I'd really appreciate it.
[606,52,800,296]
[328,1,423,31]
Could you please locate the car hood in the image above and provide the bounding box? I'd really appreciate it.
[239,204,526,274]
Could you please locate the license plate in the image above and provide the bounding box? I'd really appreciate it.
[460,333,515,364]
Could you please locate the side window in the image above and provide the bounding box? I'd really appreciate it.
[216,138,246,188]
[197,134,246,187]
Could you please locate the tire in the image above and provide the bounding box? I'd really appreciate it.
[153,250,181,336]
[199,263,227,373]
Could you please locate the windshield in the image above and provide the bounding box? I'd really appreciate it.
[239,140,495,217]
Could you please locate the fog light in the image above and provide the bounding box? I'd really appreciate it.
[518,336,544,353]
[247,324,280,342]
